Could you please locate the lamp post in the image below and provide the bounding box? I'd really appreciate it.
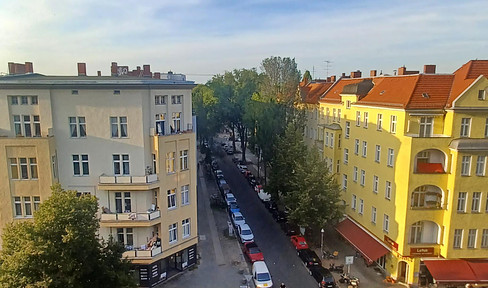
[321,228,325,257]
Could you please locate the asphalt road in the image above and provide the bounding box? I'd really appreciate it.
[217,152,319,288]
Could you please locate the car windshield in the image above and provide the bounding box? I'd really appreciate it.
[241,229,252,235]
[249,247,261,254]
[257,272,270,281]
[235,216,244,221]
[227,196,235,201]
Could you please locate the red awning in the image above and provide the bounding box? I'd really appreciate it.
[423,259,488,283]
[335,218,389,264]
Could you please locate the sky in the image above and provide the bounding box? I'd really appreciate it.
[1,0,487,84]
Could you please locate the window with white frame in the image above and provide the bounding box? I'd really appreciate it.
[485,118,488,137]
[359,199,364,214]
[377,114,383,130]
[481,229,488,248]
[155,114,166,135]
[342,174,348,190]
[10,96,18,105]
[152,154,157,174]
[30,96,38,105]
[337,109,341,122]
[330,133,334,148]
[29,158,38,179]
[155,95,167,105]
[375,145,381,162]
[461,156,471,176]
[363,112,369,128]
[468,229,477,248]
[182,218,191,238]
[9,157,38,180]
[476,156,486,176]
[166,152,175,173]
[113,154,129,175]
[419,117,433,137]
[13,196,40,217]
[180,150,189,171]
[21,96,28,105]
[171,95,183,104]
[385,181,392,200]
[10,158,19,179]
[383,214,389,233]
[351,194,357,210]
[115,192,132,213]
[353,166,358,182]
[14,197,22,217]
[460,118,471,137]
[373,175,379,193]
[344,149,349,164]
[472,192,481,212]
[371,207,377,224]
[69,116,86,138]
[360,169,366,186]
[169,223,177,243]
[19,158,28,179]
[387,148,394,167]
[453,229,463,248]
[325,132,329,147]
[362,141,367,157]
[12,115,40,137]
[171,112,182,133]
[457,192,467,212]
[167,189,177,209]
[345,122,350,138]
[356,111,361,126]
[479,89,487,100]
[354,139,359,155]
[181,185,190,205]
[23,196,32,216]
[346,100,351,109]
[33,196,40,211]
[72,154,89,176]
[390,115,397,133]
[116,228,134,246]
[33,116,41,137]
[13,115,21,136]
[110,116,128,138]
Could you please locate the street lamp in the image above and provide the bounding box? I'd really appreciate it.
[320,228,325,257]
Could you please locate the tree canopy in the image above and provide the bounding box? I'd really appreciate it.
[0,184,135,288]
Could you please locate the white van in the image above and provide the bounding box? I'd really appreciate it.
[252,261,273,288]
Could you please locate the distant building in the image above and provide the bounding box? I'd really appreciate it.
[0,61,198,287]
[301,61,488,287]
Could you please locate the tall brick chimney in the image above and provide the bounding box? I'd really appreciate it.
[77,63,86,76]
[370,70,377,77]
[25,62,33,73]
[142,65,152,77]
[350,70,362,78]
[398,66,407,75]
[111,62,118,76]
[424,65,436,74]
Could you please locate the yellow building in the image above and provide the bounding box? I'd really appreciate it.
[303,61,488,287]
[0,62,198,287]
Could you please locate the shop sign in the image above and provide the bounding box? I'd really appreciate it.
[384,235,398,251]
[410,247,435,257]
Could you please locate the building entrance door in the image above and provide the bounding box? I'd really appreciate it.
[397,261,408,283]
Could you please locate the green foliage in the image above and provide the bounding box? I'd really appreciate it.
[0,184,136,288]
[260,56,301,106]
[192,84,219,143]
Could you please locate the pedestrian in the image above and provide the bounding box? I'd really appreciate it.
[280,283,286,288]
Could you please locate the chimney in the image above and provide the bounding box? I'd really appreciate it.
[77,63,86,76]
[330,75,336,82]
[25,62,33,73]
[370,70,377,77]
[111,62,118,76]
[350,70,362,78]
[398,66,406,75]
[326,77,331,82]
[97,71,101,76]
[8,62,15,75]
[341,73,346,77]
[143,65,152,77]
[424,65,436,74]
[154,72,161,79]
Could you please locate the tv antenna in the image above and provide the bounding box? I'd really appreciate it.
[324,60,333,78]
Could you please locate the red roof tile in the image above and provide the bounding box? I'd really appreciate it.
[319,78,367,103]
[300,81,333,104]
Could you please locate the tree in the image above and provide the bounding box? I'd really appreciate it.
[192,84,219,144]
[260,56,301,106]
[0,184,136,288]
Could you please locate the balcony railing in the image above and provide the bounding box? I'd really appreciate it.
[99,174,158,184]
[123,246,162,259]
[101,210,161,222]
[415,163,445,174]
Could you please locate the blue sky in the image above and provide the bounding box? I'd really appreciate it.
[1,0,487,83]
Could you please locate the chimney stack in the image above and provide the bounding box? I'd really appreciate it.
[341,73,346,77]
[111,62,118,76]
[154,72,161,79]
[370,70,377,77]
[77,63,86,76]
[8,62,34,75]
[398,66,407,75]
[25,62,33,73]
[424,65,436,74]
[97,71,101,76]
[350,70,362,78]
[326,77,331,82]
[330,75,336,82]
[142,65,152,77]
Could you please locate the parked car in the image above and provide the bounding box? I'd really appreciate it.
[281,222,300,236]
[242,242,264,263]
[252,261,273,288]
[309,266,336,288]
[291,235,309,250]
[237,223,254,243]
[271,209,287,222]
[231,211,246,228]
[214,169,224,180]
[237,164,248,173]
[220,183,231,196]
[257,189,271,202]
[264,200,278,212]
[228,202,240,214]
[218,179,227,188]
[297,249,321,269]
[225,193,236,206]
[211,160,219,171]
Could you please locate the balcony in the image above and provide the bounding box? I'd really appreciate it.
[123,246,162,259]
[98,174,159,191]
[100,210,161,227]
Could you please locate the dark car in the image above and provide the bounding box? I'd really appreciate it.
[309,266,336,288]
[298,249,321,268]
[271,209,287,223]
[281,222,300,236]
[264,200,278,212]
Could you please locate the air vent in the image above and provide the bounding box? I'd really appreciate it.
[422,93,430,98]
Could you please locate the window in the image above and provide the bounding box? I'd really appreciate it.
[155,95,167,105]
[23,115,31,137]
[373,175,379,193]
[344,148,349,164]
[371,207,377,224]
[13,196,39,217]
[363,112,369,128]
[172,112,181,133]
[21,96,28,105]
[171,95,182,104]
[115,192,131,213]
[336,160,340,173]
[353,167,358,182]
[330,133,334,148]
[71,90,79,95]
[169,223,177,243]
[356,111,361,126]
[19,158,28,179]
[453,229,463,248]
[337,109,341,122]
[181,185,189,205]
[468,229,477,248]
[461,156,471,176]
[11,114,40,137]
[460,118,471,137]
[33,196,40,211]
[182,218,190,238]
[390,115,397,133]
[354,139,359,155]
[342,174,348,190]
[387,148,394,167]
[69,117,86,138]
[14,197,22,216]
[383,214,389,233]
[362,141,367,157]
[110,116,128,138]
[377,114,383,130]
[10,96,18,105]
[152,154,157,174]
[360,169,366,186]
[113,90,121,95]
[13,115,21,136]
[325,132,329,147]
[472,192,481,212]
[29,158,38,179]
[481,229,488,248]
[23,196,32,216]
[346,100,351,109]
[167,189,176,209]
[385,181,392,200]
[166,152,175,173]
[419,117,433,137]
[359,199,364,214]
[485,118,488,138]
[155,113,166,135]
[476,156,486,176]
[410,221,422,244]
[479,89,487,100]
[116,228,133,246]
[123,192,131,212]
[351,194,357,210]
[33,116,41,137]
[375,145,381,162]
[31,96,38,105]
[180,150,189,171]
[345,122,350,138]
[10,158,19,179]
[457,192,467,212]
[332,109,336,122]
[113,154,129,175]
